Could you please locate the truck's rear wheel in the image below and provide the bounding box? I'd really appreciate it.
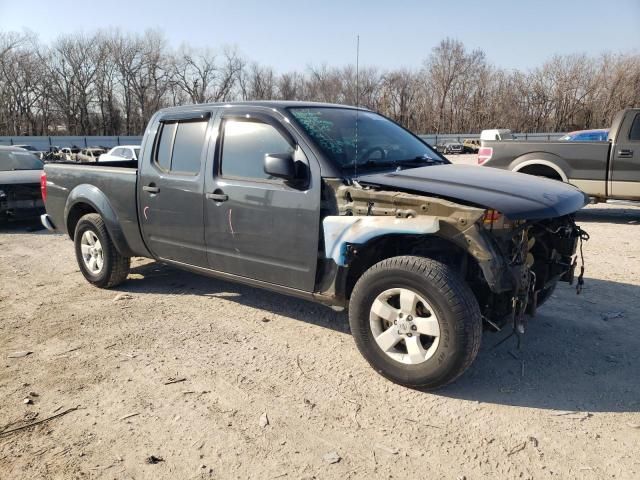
[74,213,130,288]
[349,256,482,389]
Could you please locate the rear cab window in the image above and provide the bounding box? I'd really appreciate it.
[154,119,208,174]
[629,114,640,141]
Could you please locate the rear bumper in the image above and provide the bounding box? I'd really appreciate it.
[41,213,56,231]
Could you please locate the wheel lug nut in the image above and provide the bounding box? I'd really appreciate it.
[406,332,413,337]
[407,315,413,321]
[411,325,417,331]
[398,313,403,318]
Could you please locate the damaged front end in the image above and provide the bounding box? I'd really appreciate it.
[479,211,588,334]
[317,179,588,333]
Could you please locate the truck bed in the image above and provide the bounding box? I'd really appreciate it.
[44,161,148,257]
[481,140,611,195]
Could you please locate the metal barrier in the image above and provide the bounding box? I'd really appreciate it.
[0,135,143,150]
[0,132,566,150]
[418,132,565,145]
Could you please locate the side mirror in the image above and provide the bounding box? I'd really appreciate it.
[264,153,296,180]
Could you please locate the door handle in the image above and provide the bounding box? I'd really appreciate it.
[618,149,633,158]
[206,192,229,202]
[143,185,160,194]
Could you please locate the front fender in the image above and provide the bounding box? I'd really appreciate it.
[322,216,440,266]
[65,184,135,257]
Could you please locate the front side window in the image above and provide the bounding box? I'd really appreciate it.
[220,119,294,180]
[154,120,207,174]
[289,107,441,172]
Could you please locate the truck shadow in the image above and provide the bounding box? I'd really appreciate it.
[439,278,640,413]
[576,206,640,225]
[123,261,350,333]
[0,217,46,233]
[120,262,639,413]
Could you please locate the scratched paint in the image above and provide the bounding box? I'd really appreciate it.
[228,208,235,236]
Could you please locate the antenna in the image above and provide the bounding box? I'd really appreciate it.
[354,35,360,181]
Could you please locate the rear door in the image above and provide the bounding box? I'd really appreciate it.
[610,111,640,199]
[203,109,321,292]
[138,110,213,266]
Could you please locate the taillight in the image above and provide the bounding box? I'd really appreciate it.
[477,147,493,165]
[40,171,47,203]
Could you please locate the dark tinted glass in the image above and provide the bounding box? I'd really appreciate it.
[289,107,438,170]
[630,115,640,141]
[171,121,207,173]
[221,120,293,180]
[156,122,177,170]
[0,150,44,171]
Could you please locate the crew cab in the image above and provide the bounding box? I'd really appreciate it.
[479,108,640,202]
[41,102,588,389]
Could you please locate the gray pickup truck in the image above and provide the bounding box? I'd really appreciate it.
[479,108,640,202]
[41,102,589,389]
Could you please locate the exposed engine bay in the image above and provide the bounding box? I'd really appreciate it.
[321,178,588,332]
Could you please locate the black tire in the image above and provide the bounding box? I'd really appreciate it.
[349,256,482,389]
[74,213,130,288]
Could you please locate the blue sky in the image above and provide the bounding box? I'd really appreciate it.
[1,0,638,71]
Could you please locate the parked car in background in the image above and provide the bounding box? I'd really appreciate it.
[14,144,45,159]
[479,108,640,202]
[0,146,45,222]
[463,139,480,153]
[480,129,513,141]
[76,148,106,163]
[98,145,141,162]
[60,147,81,161]
[41,101,588,389]
[443,142,464,154]
[559,129,609,142]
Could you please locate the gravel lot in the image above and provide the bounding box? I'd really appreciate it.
[1,160,639,478]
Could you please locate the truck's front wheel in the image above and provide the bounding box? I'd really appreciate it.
[74,213,130,288]
[349,256,482,389]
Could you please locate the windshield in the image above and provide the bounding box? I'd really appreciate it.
[289,107,444,171]
[0,150,44,171]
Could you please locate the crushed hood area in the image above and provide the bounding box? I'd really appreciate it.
[357,164,589,219]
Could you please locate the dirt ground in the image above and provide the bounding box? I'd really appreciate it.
[1,200,639,479]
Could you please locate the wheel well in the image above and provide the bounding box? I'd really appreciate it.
[344,234,477,299]
[517,164,562,181]
[66,203,97,239]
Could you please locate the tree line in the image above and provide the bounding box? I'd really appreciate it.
[1,30,638,137]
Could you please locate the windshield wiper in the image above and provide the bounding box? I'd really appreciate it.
[353,156,443,169]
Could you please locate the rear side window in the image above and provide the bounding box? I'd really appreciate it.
[629,114,640,141]
[220,119,293,180]
[156,123,176,170]
[154,120,207,174]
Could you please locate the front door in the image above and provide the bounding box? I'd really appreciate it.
[610,111,640,200]
[139,111,213,266]
[204,111,321,292]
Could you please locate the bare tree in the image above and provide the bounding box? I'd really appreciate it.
[0,29,638,136]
